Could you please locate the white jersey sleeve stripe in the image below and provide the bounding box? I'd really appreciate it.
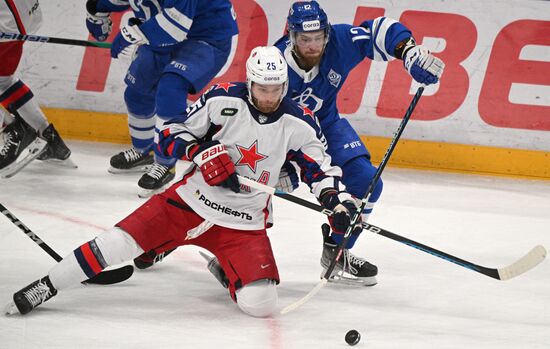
[164,7,193,31]
[372,17,398,62]
[155,11,188,42]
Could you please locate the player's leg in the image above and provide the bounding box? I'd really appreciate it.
[0,41,71,165]
[0,43,49,175]
[197,227,280,317]
[134,73,187,194]
[6,227,145,315]
[321,119,382,286]
[136,39,235,197]
[109,46,163,176]
[6,187,193,315]
[108,86,156,173]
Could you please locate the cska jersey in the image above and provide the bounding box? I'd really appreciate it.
[163,82,345,230]
[0,0,42,35]
[274,18,411,128]
[98,0,238,46]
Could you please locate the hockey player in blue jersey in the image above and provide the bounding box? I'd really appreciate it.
[85,0,238,197]
[273,1,444,286]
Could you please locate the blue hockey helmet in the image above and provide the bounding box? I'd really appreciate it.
[287,1,330,48]
[287,1,329,33]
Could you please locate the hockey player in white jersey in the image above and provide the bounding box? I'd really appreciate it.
[85,0,238,197]
[6,46,364,318]
[271,1,445,285]
[0,0,73,178]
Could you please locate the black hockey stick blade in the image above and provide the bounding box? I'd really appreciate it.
[84,265,135,285]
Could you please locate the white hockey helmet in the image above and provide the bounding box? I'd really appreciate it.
[246,46,289,108]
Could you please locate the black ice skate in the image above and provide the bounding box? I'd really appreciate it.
[199,251,229,288]
[108,148,154,174]
[320,224,378,287]
[37,123,77,168]
[137,163,175,198]
[4,276,58,315]
[133,248,176,269]
[0,118,47,178]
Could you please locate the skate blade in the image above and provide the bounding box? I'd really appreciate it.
[321,268,378,287]
[0,138,47,179]
[199,250,214,263]
[39,157,78,169]
[4,301,18,315]
[108,164,152,174]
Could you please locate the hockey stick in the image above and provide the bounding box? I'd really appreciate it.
[0,203,133,285]
[280,86,424,313]
[0,31,111,48]
[240,177,546,283]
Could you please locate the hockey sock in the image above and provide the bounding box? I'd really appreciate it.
[0,78,48,133]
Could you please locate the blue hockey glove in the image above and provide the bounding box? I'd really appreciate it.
[404,45,445,85]
[157,128,188,159]
[85,0,112,42]
[275,162,299,193]
[319,188,362,248]
[111,18,148,59]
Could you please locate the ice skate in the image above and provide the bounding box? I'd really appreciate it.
[199,251,229,288]
[108,148,154,174]
[5,276,57,315]
[137,163,175,198]
[133,248,176,269]
[37,123,77,168]
[0,119,47,178]
[320,224,378,286]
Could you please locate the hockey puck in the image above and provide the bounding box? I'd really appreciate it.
[345,329,361,346]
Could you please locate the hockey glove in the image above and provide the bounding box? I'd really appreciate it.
[86,0,112,42]
[404,45,445,85]
[275,162,299,193]
[319,188,362,249]
[157,128,189,159]
[191,141,240,193]
[111,18,148,59]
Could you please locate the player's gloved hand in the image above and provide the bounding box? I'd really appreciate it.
[319,188,362,248]
[404,45,445,85]
[85,0,112,42]
[111,18,148,59]
[275,162,299,193]
[191,141,240,193]
[157,128,188,159]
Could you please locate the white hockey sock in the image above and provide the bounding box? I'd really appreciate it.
[48,227,143,290]
[48,253,89,291]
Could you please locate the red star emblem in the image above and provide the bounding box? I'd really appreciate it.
[301,105,315,119]
[215,82,237,93]
[235,141,268,173]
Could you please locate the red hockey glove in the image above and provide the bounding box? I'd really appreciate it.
[191,141,240,193]
[319,188,362,248]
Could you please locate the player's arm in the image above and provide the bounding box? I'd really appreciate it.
[157,92,240,193]
[344,18,444,85]
[85,0,130,42]
[109,1,198,58]
[288,121,362,247]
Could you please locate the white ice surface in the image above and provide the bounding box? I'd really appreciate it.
[1,141,549,349]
